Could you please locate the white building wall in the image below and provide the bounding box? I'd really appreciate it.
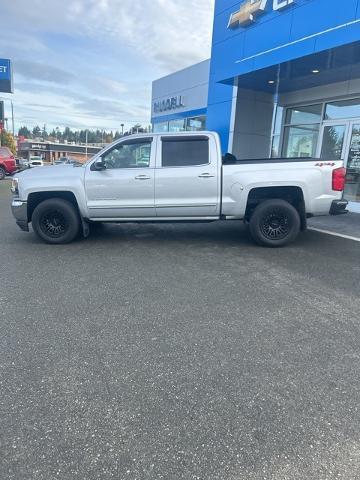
[151,60,210,120]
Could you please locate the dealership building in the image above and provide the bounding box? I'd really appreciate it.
[152,0,360,211]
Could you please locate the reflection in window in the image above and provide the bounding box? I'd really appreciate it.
[153,122,169,133]
[153,115,206,133]
[285,104,322,124]
[103,140,152,169]
[345,124,360,203]
[325,98,360,120]
[283,125,319,158]
[320,125,346,160]
[186,116,206,131]
[271,135,281,158]
[168,119,186,132]
[273,107,284,135]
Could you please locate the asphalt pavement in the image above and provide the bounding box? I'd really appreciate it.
[1,180,360,480]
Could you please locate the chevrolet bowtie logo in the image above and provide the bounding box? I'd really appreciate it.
[228,0,294,29]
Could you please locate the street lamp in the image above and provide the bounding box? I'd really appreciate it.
[121,123,124,136]
[85,129,88,160]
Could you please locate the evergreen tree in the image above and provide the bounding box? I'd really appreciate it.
[42,124,48,140]
[32,125,41,137]
[18,126,32,138]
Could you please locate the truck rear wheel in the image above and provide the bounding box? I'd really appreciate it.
[0,167,6,180]
[32,198,80,244]
[249,199,300,247]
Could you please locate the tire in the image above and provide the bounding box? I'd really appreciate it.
[249,199,301,247]
[32,198,80,244]
[0,167,6,180]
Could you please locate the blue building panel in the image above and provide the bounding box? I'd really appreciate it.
[0,59,12,93]
[207,0,360,152]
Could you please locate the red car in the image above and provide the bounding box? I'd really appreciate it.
[0,146,17,180]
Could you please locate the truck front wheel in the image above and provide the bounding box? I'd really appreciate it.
[249,199,300,247]
[0,167,6,180]
[32,198,80,244]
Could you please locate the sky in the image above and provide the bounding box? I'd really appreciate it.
[0,0,214,133]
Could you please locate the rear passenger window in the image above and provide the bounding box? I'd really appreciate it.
[161,136,209,167]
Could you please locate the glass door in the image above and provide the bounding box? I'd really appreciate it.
[318,122,348,160]
[344,122,360,212]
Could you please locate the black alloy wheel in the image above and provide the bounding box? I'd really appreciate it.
[249,199,301,247]
[39,209,68,238]
[260,209,291,241]
[32,198,80,244]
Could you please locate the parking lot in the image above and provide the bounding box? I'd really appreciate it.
[1,179,360,479]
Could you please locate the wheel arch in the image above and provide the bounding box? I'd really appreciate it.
[245,186,306,231]
[27,191,80,222]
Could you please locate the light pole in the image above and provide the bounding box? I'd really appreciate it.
[85,130,88,160]
[11,101,14,136]
[121,123,124,136]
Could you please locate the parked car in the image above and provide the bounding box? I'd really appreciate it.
[0,146,17,180]
[53,156,80,166]
[17,158,30,171]
[10,131,347,246]
[28,156,44,168]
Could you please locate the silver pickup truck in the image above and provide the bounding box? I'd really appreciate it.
[11,131,347,247]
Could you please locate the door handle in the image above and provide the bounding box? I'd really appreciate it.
[198,173,215,178]
[135,175,151,180]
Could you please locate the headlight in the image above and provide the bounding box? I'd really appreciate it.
[11,178,19,195]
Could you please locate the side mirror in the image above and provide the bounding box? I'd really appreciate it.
[222,153,237,164]
[91,157,106,171]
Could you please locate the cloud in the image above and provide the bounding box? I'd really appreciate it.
[15,60,76,85]
[0,0,215,131]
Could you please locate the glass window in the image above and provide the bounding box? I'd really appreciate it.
[186,116,206,131]
[285,104,322,124]
[273,106,284,135]
[153,122,168,133]
[162,137,209,167]
[325,98,360,120]
[283,125,319,158]
[168,119,186,132]
[102,139,152,169]
[271,135,281,158]
[344,124,360,202]
[320,125,346,160]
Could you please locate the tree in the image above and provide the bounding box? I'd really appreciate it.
[42,124,48,140]
[32,125,41,137]
[1,130,17,155]
[18,126,32,138]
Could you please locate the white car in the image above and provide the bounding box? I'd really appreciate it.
[11,131,348,246]
[29,157,44,168]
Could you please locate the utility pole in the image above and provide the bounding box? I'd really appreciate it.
[11,101,14,136]
[85,130,88,160]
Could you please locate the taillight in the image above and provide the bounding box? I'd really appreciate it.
[332,167,346,192]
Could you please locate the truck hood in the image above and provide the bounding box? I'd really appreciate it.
[16,165,86,200]
[17,164,85,180]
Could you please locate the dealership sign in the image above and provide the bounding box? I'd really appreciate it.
[0,59,13,93]
[228,0,294,28]
[153,95,185,114]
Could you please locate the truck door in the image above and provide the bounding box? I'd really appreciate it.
[155,135,220,217]
[85,137,156,219]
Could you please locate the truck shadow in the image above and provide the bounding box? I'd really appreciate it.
[86,221,255,248]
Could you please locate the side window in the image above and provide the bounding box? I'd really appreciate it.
[102,139,152,169]
[161,137,209,167]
